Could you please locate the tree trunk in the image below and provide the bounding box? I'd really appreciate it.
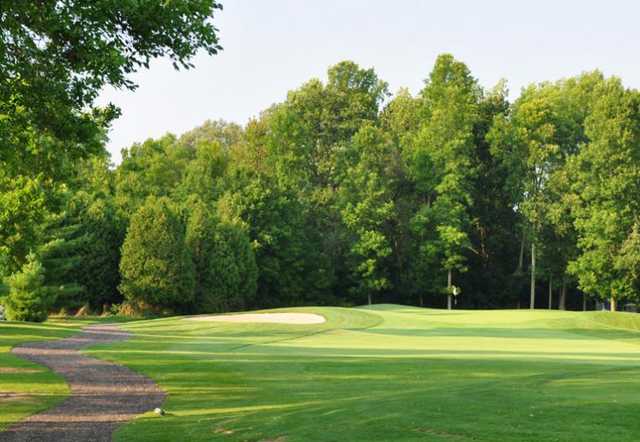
[516,234,525,274]
[582,294,587,311]
[530,242,536,309]
[367,293,372,306]
[559,280,566,310]
[610,297,616,312]
[419,294,423,307]
[447,269,452,310]
[548,276,553,309]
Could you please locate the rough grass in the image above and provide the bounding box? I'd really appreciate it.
[80,305,640,442]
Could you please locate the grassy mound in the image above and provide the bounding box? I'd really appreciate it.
[585,310,640,332]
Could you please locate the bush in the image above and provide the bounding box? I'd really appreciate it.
[4,254,53,322]
[119,197,195,312]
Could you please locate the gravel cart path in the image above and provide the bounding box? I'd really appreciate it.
[0,324,165,442]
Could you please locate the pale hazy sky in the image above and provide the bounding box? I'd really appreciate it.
[98,0,640,164]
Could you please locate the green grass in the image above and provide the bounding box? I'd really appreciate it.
[0,315,137,431]
[79,305,640,441]
[0,319,94,431]
[3,307,640,440]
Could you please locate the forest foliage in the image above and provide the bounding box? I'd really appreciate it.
[2,48,640,319]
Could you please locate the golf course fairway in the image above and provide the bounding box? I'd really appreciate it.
[3,305,640,441]
[81,305,640,441]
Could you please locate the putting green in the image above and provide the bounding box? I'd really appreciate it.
[81,305,640,441]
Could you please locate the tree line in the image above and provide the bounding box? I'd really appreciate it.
[2,52,640,320]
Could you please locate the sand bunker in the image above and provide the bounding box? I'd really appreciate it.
[186,312,326,324]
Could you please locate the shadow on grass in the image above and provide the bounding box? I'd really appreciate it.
[104,347,640,442]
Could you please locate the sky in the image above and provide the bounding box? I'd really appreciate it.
[98,0,640,164]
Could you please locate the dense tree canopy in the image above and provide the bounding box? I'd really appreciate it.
[0,0,222,176]
[0,0,224,320]
[566,79,640,309]
[3,52,640,319]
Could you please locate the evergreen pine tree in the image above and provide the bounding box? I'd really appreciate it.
[0,246,9,297]
[186,199,257,312]
[4,254,52,322]
[119,197,195,312]
[38,213,89,309]
[76,198,124,309]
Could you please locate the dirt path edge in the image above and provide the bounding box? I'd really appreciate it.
[0,324,166,442]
